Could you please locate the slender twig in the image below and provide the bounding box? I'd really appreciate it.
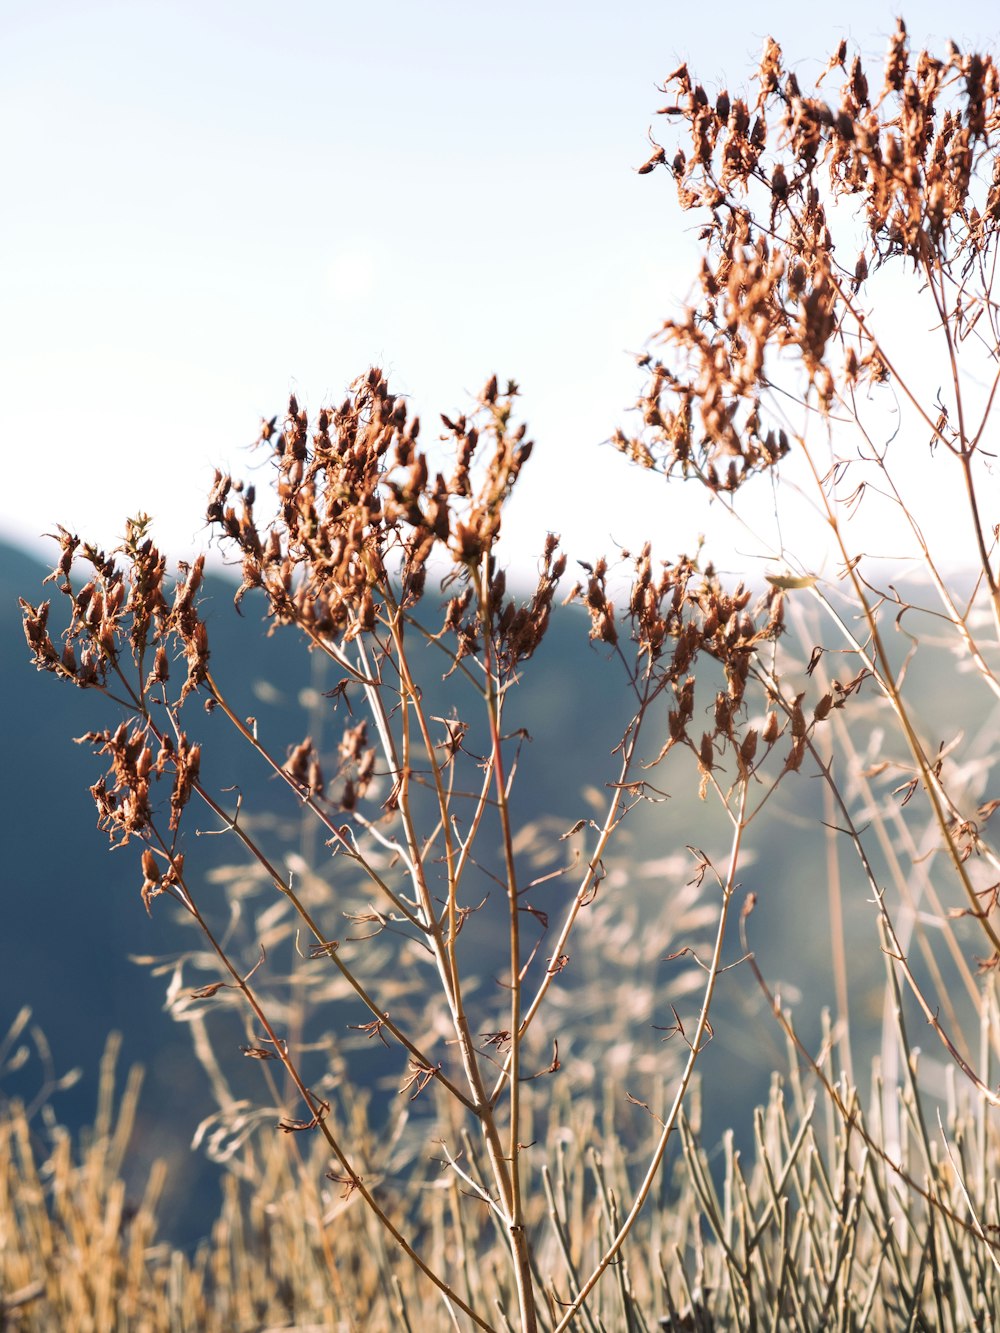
[553,782,750,1332]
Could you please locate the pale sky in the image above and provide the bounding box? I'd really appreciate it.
[4,0,997,589]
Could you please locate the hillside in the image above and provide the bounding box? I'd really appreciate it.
[6,534,979,1247]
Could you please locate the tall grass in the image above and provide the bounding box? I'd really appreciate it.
[5,1011,1000,1329]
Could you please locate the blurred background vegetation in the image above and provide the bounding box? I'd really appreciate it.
[3,535,975,1250]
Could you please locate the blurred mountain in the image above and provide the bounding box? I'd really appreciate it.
[7,534,988,1247]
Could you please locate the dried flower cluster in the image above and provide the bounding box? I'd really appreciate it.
[621,20,1000,492]
[209,369,561,673]
[20,521,209,858]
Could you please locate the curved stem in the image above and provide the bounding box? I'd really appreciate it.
[488,682,652,1107]
[476,553,536,1333]
[553,781,750,1333]
[161,847,497,1332]
[791,443,1000,957]
[203,668,421,928]
[184,777,476,1111]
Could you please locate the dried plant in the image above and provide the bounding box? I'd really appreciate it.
[624,21,1000,1065]
[618,18,1000,1320]
[16,23,1000,1330]
[19,365,793,1329]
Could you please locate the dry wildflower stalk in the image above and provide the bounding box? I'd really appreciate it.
[19,23,1000,1328]
[627,20,1000,1103]
[20,362,801,1328]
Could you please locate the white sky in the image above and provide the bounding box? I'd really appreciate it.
[4,0,997,590]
